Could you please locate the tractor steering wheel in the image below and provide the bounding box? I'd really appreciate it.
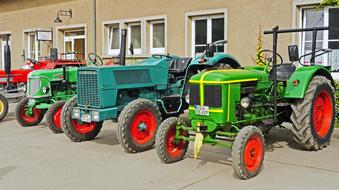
[152,54,173,60]
[26,58,39,64]
[88,53,104,66]
[257,50,283,66]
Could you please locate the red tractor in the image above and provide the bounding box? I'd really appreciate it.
[0,44,85,122]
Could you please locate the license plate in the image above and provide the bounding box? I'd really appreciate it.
[0,77,13,82]
[81,114,91,123]
[194,105,209,116]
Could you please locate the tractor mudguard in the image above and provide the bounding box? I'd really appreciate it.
[190,54,241,69]
[284,66,334,98]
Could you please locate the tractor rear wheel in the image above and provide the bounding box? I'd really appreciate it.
[46,101,65,134]
[117,99,162,153]
[15,97,44,127]
[61,96,102,142]
[155,117,189,163]
[291,76,335,150]
[232,126,265,179]
[0,94,9,122]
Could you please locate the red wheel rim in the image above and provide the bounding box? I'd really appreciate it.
[20,106,42,123]
[313,90,333,138]
[71,119,96,134]
[165,127,187,158]
[244,135,263,172]
[130,110,157,144]
[53,107,62,129]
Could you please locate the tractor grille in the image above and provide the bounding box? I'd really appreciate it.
[189,84,200,106]
[189,84,221,108]
[28,78,40,96]
[77,70,101,108]
[204,85,222,108]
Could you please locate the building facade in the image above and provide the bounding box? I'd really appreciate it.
[0,0,338,72]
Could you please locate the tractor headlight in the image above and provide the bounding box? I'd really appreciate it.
[185,94,190,104]
[240,97,251,108]
[92,111,100,121]
[42,86,50,94]
[72,108,80,119]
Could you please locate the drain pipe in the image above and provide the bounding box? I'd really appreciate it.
[92,0,97,55]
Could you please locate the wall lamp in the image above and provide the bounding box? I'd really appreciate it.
[54,9,72,23]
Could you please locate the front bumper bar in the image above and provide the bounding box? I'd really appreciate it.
[72,106,124,123]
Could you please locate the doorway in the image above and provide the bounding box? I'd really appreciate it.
[64,30,85,60]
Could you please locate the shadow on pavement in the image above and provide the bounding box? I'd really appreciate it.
[0,166,17,180]
[92,129,120,146]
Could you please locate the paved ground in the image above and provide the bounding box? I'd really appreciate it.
[1,104,339,190]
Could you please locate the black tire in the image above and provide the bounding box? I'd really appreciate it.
[290,76,335,150]
[0,94,9,122]
[15,97,44,127]
[232,126,265,180]
[61,96,103,142]
[46,101,65,134]
[155,117,189,163]
[117,99,162,153]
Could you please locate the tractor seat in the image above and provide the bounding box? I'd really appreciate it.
[269,63,296,81]
[169,58,192,73]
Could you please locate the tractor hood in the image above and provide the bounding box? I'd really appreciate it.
[28,67,78,82]
[189,69,262,83]
[76,57,171,109]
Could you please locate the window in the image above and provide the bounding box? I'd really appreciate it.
[301,8,339,70]
[64,30,85,60]
[108,25,120,55]
[192,15,224,56]
[128,23,142,55]
[27,33,41,60]
[1,35,10,70]
[150,21,165,54]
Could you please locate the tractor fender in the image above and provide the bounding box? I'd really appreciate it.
[284,66,334,99]
[190,53,241,69]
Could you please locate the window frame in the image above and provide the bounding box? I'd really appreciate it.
[27,32,41,60]
[127,22,142,55]
[150,20,166,54]
[191,14,225,57]
[107,24,121,56]
[300,6,339,66]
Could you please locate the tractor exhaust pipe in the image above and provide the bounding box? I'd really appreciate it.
[4,34,11,91]
[119,29,127,66]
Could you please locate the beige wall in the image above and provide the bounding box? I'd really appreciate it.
[0,0,294,68]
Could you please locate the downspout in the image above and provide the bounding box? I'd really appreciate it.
[93,0,97,55]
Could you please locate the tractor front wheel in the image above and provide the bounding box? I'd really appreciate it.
[0,94,9,122]
[232,126,265,179]
[291,76,335,150]
[46,101,65,134]
[61,96,102,142]
[117,99,162,153]
[155,117,189,163]
[15,98,44,127]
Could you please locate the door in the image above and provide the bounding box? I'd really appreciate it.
[64,30,85,60]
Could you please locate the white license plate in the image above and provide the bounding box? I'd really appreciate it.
[81,114,91,123]
[194,105,209,116]
[0,77,13,82]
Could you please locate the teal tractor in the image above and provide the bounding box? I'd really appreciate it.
[14,54,101,133]
[61,29,241,153]
[155,26,336,179]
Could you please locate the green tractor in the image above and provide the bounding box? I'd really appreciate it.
[61,29,240,153]
[155,26,336,179]
[14,54,101,133]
